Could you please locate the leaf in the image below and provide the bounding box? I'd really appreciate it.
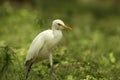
[67,75,74,80]
[109,52,116,63]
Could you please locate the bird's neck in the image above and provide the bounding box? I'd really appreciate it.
[52,26,59,30]
[52,26,61,32]
[52,29,62,37]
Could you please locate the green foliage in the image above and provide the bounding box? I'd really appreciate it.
[0,0,120,80]
[109,52,116,63]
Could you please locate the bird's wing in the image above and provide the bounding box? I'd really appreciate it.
[25,32,45,64]
[25,30,52,66]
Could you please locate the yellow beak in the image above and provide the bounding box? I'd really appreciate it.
[63,25,72,30]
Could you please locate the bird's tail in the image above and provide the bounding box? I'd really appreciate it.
[25,60,33,80]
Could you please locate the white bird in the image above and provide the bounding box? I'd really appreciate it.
[25,19,72,79]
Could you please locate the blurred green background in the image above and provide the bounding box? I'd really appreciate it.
[0,0,120,80]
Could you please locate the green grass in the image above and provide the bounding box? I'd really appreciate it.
[0,1,120,80]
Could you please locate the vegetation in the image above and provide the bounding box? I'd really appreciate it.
[0,0,120,80]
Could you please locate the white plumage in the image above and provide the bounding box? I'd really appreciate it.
[25,19,72,79]
[26,29,62,63]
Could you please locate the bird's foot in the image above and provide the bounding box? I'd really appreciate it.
[50,67,58,80]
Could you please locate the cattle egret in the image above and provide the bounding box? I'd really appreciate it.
[25,19,72,79]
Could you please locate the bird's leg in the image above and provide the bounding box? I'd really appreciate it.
[50,53,52,66]
[50,53,54,73]
[49,53,58,80]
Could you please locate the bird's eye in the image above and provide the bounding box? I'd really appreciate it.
[57,23,61,26]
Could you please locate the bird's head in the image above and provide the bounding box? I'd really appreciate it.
[52,19,72,30]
